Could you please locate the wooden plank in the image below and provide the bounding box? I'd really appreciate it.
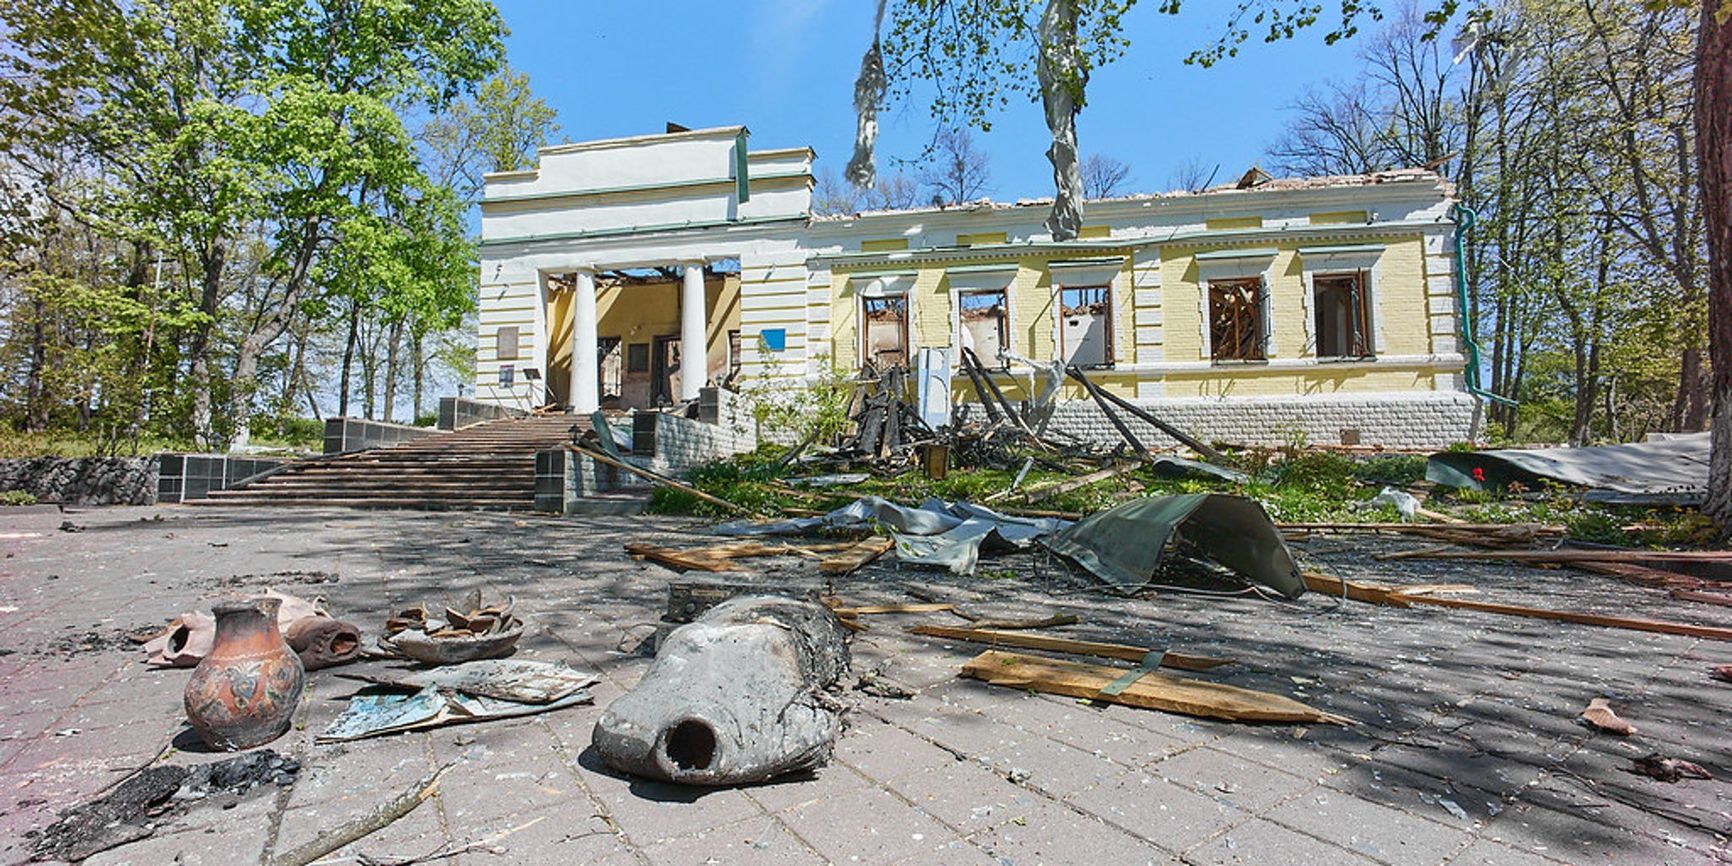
[1386,548,1732,564]
[1068,365,1226,463]
[625,543,740,573]
[1278,522,1565,535]
[1302,571,1732,642]
[832,602,956,616]
[961,650,1349,725]
[689,540,860,558]
[954,613,1081,630]
[631,541,863,575]
[911,625,1232,671]
[819,536,894,575]
[1019,462,1140,505]
[1668,589,1732,608]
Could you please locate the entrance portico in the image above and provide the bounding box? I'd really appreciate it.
[548,263,734,413]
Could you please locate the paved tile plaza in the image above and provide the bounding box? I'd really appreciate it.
[0,505,1726,865]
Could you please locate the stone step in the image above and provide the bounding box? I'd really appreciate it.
[212,485,529,499]
[281,469,535,480]
[194,496,536,511]
[240,478,529,491]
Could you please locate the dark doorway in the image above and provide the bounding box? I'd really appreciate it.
[651,335,681,406]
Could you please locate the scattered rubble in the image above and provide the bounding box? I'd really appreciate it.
[1580,697,1638,735]
[1628,753,1714,783]
[31,750,298,862]
[382,591,524,664]
[320,660,596,742]
[141,588,361,670]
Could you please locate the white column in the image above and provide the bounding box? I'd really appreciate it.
[679,262,707,401]
[570,270,599,414]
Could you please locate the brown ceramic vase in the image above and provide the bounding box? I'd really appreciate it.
[184,597,305,750]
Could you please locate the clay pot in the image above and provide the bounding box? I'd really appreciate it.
[184,597,305,750]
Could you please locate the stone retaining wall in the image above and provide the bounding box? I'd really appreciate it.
[438,396,525,431]
[322,418,445,455]
[540,388,760,514]
[0,457,157,505]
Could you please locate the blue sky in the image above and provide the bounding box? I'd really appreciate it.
[491,0,1372,200]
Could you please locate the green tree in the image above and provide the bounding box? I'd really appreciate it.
[0,0,507,448]
[851,0,1382,238]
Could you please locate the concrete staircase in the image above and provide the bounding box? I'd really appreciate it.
[200,415,586,510]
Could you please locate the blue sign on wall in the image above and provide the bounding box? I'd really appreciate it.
[761,328,787,352]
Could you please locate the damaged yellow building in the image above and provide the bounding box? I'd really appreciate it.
[476,125,1477,448]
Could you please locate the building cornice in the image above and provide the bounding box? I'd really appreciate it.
[478,214,809,249]
[807,178,1451,234]
[531,125,748,158]
[807,219,1440,270]
[482,171,811,208]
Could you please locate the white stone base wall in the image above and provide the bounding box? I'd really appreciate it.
[1036,391,1480,451]
[641,411,759,476]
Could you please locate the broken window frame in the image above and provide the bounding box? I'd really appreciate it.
[598,336,623,399]
[1207,277,1268,363]
[957,289,1011,369]
[1311,270,1375,360]
[860,295,910,370]
[625,342,650,373]
[1057,284,1115,369]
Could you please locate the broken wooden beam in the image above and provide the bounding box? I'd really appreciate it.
[1380,548,1732,564]
[1278,521,1566,538]
[910,625,1232,671]
[1019,461,1140,505]
[1668,589,1732,608]
[818,536,894,575]
[831,602,957,617]
[950,612,1081,630]
[961,650,1349,725]
[1302,571,1732,642]
[568,445,749,515]
[1065,365,1226,464]
[629,541,862,574]
[626,543,742,573]
[1065,367,1149,456]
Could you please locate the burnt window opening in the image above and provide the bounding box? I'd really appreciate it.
[1313,272,1373,359]
[598,337,623,400]
[1209,278,1266,362]
[862,296,909,369]
[625,342,650,373]
[1059,286,1112,368]
[958,289,1009,367]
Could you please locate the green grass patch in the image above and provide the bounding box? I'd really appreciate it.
[653,443,1708,548]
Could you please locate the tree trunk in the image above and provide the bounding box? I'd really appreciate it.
[228,336,265,451]
[25,294,47,432]
[225,220,321,452]
[1672,348,1707,431]
[382,318,403,424]
[338,300,360,418]
[1699,1,1732,532]
[360,319,379,421]
[411,330,425,423]
[187,240,228,449]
